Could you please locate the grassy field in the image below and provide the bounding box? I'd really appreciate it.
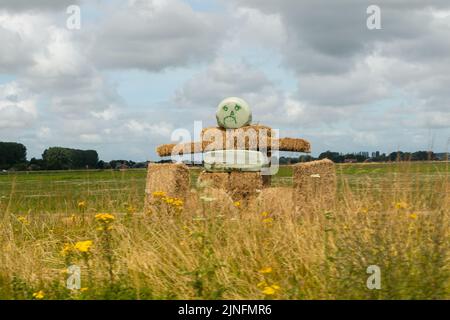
[0,162,449,299]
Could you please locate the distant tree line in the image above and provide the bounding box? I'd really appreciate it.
[279,150,445,165]
[1,141,447,171]
[97,160,148,170]
[318,150,442,163]
[0,142,149,171]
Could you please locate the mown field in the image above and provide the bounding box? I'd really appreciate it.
[0,162,449,299]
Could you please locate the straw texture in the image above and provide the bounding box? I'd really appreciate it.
[229,171,263,201]
[292,159,336,212]
[278,137,311,153]
[144,163,190,210]
[156,137,311,156]
[197,171,229,190]
[197,170,263,202]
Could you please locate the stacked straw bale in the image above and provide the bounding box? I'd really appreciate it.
[201,125,272,151]
[197,170,263,201]
[145,163,190,210]
[197,171,229,190]
[292,159,336,211]
[229,171,262,201]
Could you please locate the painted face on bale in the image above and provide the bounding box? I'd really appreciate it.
[216,97,252,129]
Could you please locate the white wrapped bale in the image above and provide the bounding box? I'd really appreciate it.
[216,97,252,129]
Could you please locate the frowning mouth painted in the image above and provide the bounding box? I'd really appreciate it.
[220,103,242,126]
[223,111,237,125]
[216,97,252,129]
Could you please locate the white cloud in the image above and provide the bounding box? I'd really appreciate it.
[91,106,118,121]
[0,0,80,12]
[125,119,174,137]
[37,127,51,139]
[79,133,102,143]
[90,0,226,71]
[174,58,273,108]
[0,10,121,119]
[0,82,37,129]
[221,6,286,52]
[1,0,450,159]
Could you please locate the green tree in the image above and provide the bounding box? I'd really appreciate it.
[0,142,27,170]
[42,147,99,170]
[319,151,343,163]
[412,151,435,161]
[42,147,72,170]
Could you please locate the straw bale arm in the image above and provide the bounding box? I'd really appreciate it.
[156,137,310,157]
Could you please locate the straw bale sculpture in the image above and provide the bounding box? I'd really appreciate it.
[145,97,336,212]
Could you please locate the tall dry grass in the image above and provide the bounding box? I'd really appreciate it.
[0,164,449,300]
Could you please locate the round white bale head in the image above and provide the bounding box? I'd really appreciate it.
[216,97,252,129]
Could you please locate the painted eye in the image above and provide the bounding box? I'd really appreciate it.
[223,106,228,111]
[235,104,241,111]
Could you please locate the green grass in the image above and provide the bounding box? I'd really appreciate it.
[0,162,448,214]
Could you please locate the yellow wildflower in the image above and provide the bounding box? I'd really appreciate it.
[271,284,280,290]
[234,201,241,208]
[164,197,175,204]
[261,284,281,295]
[262,286,275,295]
[95,213,115,223]
[173,199,184,207]
[257,280,268,288]
[77,201,86,209]
[409,213,418,220]
[17,216,30,225]
[394,201,408,210]
[152,191,166,198]
[74,240,93,253]
[32,290,45,299]
[259,267,273,274]
[262,217,274,225]
[61,243,74,257]
[261,211,269,217]
[80,287,89,292]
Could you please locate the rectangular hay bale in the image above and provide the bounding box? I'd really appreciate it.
[201,125,272,151]
[293,159,336,210]
[145,163,190,201]
[229,171,263,200]
[197,171,230,190]
[278,137,311,153]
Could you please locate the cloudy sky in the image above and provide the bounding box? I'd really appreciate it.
[1,0,449,161]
